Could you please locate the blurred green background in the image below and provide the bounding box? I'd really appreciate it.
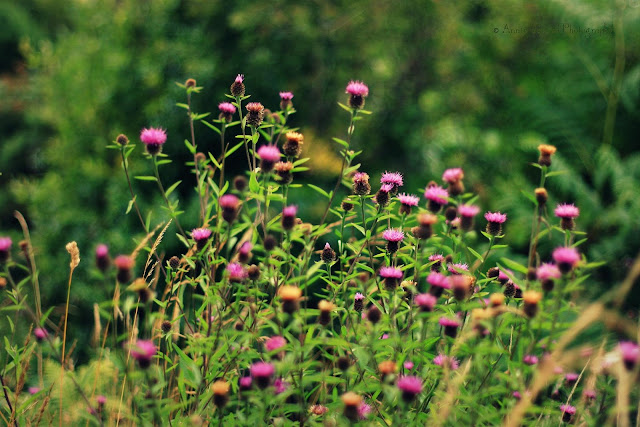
[1,0,640,353]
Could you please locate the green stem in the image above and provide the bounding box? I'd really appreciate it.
[152,156,187,238]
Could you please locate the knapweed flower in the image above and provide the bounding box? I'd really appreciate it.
[583,389,597,401]
[523,355,538,365]
[318,300,335,326]
[114,255,134,283]
[489,293,505,307]
[218,102,236,122]
[366,305,382,324]
[115,134,129,146]
[96,395,107,407]
[565,372,579,384]
[404,360,414,370]
[415,293,437,312]
[321,243,336,263]
[552,247,580,273]
[353,292,365,312]
[342,392,363,421]
[450,275,473,301]
[427,272,450,297]
[619,341,640,370]
[522,291,542,318]
[378,360,397,378]
[219,194,240,223]
[265,336,286,353]
[281,205,298,231]
[358,402,372,420]
[379,266,403,290]
[95,244,110,271]
[230,74,245,97]
[257,145,280,173]
[424,185,449,213]
[191,228,212,250]
[433,354,460,370]
[238,241,253,264]
[380,171,403,194]
[560,404,576,423]
[555,203,580,230]
[397,193,419,215]
[485,211,507,236]
[140,127,167,155]
[238,376,252,391]
[374,183,393,206]
[279,91,294,110]
[352,172,371,196]
[458,204,480,231]
[397,376,423,402]
[283,131,304,158]
[28,387,41,395]
[34,327,48,342]
[250,362,275,389]
[309,404,328,416]
[538,144,557,167]
[212,380,230,407]
[442,168,465,196]
[274,161,294,184]
[345,80,369,109]
[448,263,469,275]
[274,378,289,394]
[130,339,157,369]
[413,213,438,240]
[439,317,461,338]
[1,237,14,262]
[428,254,444,271]
[382,228,404,253]
[279,285,302,314]
[227,263,248,282]
[537,263,560,292]
[246,102,265,127]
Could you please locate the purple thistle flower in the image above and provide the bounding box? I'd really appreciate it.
[281,205,298,231]
[358,402,372,420]
[257,145,280,173]
[428,254,444,271]
[447,263,469,274]
[379,266,403,289]
[383,229,404,242]
[274,378,289,394]
[404,360,414,370]
[218,102,236,114]
[552,247,580,273]
[583,389,597,400]
[34,327,48,342]
[239,376,253,391]
[439,317,461,338]
[219,194,240,223]
[191,228,212,249]
[130,340,157,369]
[381,171,403,189]
[523,355,538,365]
[555,203,580,219]
[458,204,480,218]
[346,81,369,97]
[560,404,576,422]
[415,293,437,312]
[95,244,108,258]
[619,341,640,370]
[397,376,423,402]
[28,387,41,395]
[250,362,275,389]
[279,91,294,100]
[265,336,286,352]
[537,263,561,281]
[230,74,245,97]
[353,292,365,312]
[96,395,107,406]
[235,74,244,83]
[427,272,450,297]
[352,172,371,196]
[433,354,460,370]
[95,244,109,271]
[485,211,507,236]
[565,372,579,383]
[442,168,464,183]
[140,127,167,146]
[424,185,449,212]
[0,237,12,252]
[227,263,248,282]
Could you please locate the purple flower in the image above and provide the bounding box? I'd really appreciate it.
[379,266,403,279]
[513,391,521,400]
[537,263,561,281]
[281,205,298,231]
[219,194,240,210]
[458,204,480,218]
[619,341,640,370]
[381,171,403,188]
[380,333,389,340]
[28,387,41,395]
[358,402,372,420]
[414,293,437,312]
[130,340,157,369]
[433,354,460,370]
[239,376,252,391]
[96,395,107,406]
[583,389,596,400]
[140,127,167,146]
[274,378,288,394]
[235,74,244,84]
[354,292,364,301]
[265,336,286,352]
[523,355,538,365]
[0,237,12,251]
[442,168,464,183]
[95,244,108,258]
[424,185,449,205]
[565,372,579,383]
[448,263,469,274]
[191,228,212,248]
[346,81,369,97]
[398,194,419,207]
[218,102,236,114]
[397,376,423,401]
[227,263,248,282]
[34,327,48,342]
[560,404,576,422]
[427,272,450,297]
[484,212,507,223]
[552,247,580,270]
[439,317,461,338]
[257,145,281,163]
[555,203,579,219]
[382,228,404,242]
[404,360,414,370]
[250,362,275,389]
[279,91,294,101]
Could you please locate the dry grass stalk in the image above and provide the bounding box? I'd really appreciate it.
[431,358,473,427]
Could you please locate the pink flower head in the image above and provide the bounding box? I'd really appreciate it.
[358,402,372,420]
[191,228,212,242]
[227,263,248,282]
[565,372,579,383]
[34,327,48,341]
[239,241,253,256]
[219,194,240,210]
[96,395,107,405]
[380,333,389,340]
[353,172,369,183]
[448,263,469,274]
[381,172,403,188]
[429,254,444,263]
[379,266,403,279]
[96,244,108,258]
[498,268,513,282]
[404,360,414,370]
[619,341,640,369]
[0,237,12,251]
[424,185,449,205]
[282,205,298,218]
[555,203,579,219]
[310,404,328,415]
[239,376,252,390]
[382,228,404,242]
[235,74,244,84]
[250,362,275,389]
[458,204,480,218]
[442,168,464,183]
[379,183,394,193]
[552,247,580,273]
[484,211,507,223]
[513,391,522,400]
[130,339,157,368]
[523,355,538,365]
[279,91,294,101]
[28,387,41,395]
[427,272,450,289]
[265,336,286,352]
[218,102,236,114]
[140,127,167,146]
[433,354,460,370]
[439,317,461,328]
[415,293,437,311]
[257,145,281,163]
[354,292,365,301]
[583,389,597,400]
[114,255,134,270]
[398,193,419,206]
[560,404,576,415]
[274,378,288,394]
[346,80,369,97]
[537,263,561,281]
[397,376,423,395]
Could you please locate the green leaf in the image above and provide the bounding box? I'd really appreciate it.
[249,172,260,193]
[134,176,157,182]
[165,180,182,198]
[308,184,329,198]
[545,170,567,178]
[225,141,245,158]
[175,102,189,110]
[184,139,196,154]
[332,137,349,148]
[200,120,222,135]
[156,159,172,166]
[521,189,538,206]
[126,196,136,214]
[499,257,528,274]
[468,247,484,262]
[337,102,352,113]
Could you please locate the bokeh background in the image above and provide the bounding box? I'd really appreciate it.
[1,0,639,356]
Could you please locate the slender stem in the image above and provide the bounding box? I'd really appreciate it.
[152,156,187,238]
[0,374,17,427]
[120,149,147,232]
[186,90,206,223]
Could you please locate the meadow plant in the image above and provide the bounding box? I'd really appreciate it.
[0,75,639,426]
